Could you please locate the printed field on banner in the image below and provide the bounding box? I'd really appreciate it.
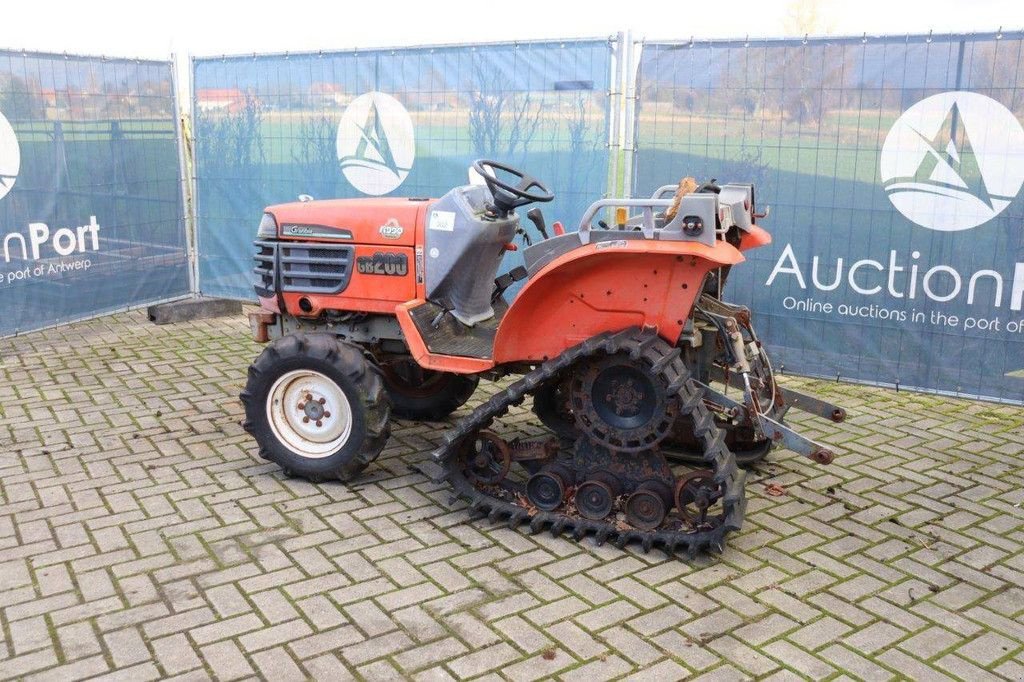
[0,51,188,336]
[192,39,614,299]
[633,33,1024,402]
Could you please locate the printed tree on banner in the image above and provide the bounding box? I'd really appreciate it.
[293,114,340,200]
[467,61,542,165]
[0,75,46,120]
[197,93,267,203]
[560,92,603,222]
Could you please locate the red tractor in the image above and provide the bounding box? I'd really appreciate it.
[241,160,845,555]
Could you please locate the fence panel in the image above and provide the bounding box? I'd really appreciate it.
[0,51,189,336]
[192,38,615,300]
[633,33,1024,403]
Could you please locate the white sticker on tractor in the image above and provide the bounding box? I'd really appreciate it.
[429,210,455,232]
[595,239,628,250]
[429,247,440,259]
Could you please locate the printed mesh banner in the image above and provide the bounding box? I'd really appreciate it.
[0,51,189,336]
[192,39,614,299]
[634,33,1024,402]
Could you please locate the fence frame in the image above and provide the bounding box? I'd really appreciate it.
[0,48,193,338]
[189,35,622,300]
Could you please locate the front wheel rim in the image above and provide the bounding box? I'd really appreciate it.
[266,369,353,458]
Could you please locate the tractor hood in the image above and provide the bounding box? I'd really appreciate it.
[265,197,432,246]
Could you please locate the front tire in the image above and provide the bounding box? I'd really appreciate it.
[241,334,390,482]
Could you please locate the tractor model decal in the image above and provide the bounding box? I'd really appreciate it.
[356,252,408,276]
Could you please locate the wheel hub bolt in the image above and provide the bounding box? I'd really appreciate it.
[302,416,310,423]
[315,420,323,427]
[323,411,331,418]
[318,397,326,405]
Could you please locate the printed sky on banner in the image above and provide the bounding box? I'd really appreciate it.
[637,37,1024,91]
[194,44,604,97]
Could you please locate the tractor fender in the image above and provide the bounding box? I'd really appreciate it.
[739,224,772,251]
[492,239,743,364]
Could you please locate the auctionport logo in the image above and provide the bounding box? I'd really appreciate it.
[880,91,1024,232]
[336,92,415,196]
[0,110,19,202]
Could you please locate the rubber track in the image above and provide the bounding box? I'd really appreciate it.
[431,327,747,557]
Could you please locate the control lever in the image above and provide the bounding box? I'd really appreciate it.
[526,208,550,240]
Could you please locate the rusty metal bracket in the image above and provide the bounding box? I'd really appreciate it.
[694,381,744,418]
[777,386,847,423]
[756,414,835,464]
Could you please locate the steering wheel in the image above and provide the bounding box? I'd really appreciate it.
[472,159,554,215]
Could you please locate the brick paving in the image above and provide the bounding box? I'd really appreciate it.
[1,310,1022,681]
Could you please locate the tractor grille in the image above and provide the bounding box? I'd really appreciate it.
[253,241,276,298]
[252,240,355,297]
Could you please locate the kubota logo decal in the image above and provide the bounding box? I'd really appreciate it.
[880,91,1024,231]
[336,92,414,196]
[0,110,20,202]
[378,218,404,240]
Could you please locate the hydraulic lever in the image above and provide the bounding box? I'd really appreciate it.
[526,208,550,240]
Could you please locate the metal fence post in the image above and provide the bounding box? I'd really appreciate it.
[606,32,624,200]
[171,52,199,296]
[621,34,641,198]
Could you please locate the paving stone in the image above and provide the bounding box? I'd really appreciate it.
[574,600,640,632]
[104,627,150,668]
[301,653,357,680]
[844,621,907,654]
[2,311,1022,681]
[763,640,835,680]
[249,646,306,681]
[558,654,633,682]
[492,615,551,654]
[446,642,519,678]
[393,636,467,672]
[150,634,202,675]
[200,640,254,681]
[898,625,962,661]
[955,631,1020,667]
[501,648,574,682]
[707,635,780,677]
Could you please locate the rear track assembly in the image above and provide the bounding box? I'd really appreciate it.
[430,327,747,556]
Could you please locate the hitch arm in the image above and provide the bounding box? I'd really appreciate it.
[756,414,835,465]
[777,386,846,423]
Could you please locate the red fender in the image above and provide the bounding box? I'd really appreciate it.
[491,239,744,364]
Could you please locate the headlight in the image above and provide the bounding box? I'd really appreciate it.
[256,212,278,239]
